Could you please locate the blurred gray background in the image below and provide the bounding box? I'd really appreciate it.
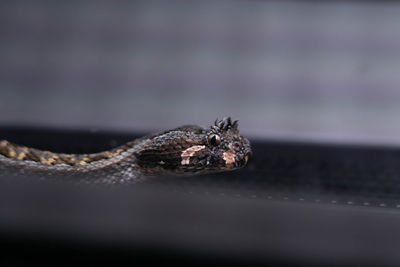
[1,0,400,144]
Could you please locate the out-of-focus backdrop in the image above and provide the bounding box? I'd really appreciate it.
[1,1,400,144]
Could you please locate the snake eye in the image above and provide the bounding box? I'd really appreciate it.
[208,134,221,146]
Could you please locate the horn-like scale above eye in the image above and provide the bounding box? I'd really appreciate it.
[208,134,221,146]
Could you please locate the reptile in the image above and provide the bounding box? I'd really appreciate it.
[0,117,251,184]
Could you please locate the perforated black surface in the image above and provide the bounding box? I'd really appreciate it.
[2,127,400,266]
[3,126,400,207]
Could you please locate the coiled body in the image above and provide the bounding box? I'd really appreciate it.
[0,118,252,184]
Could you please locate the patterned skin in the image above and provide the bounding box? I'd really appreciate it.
[0,118,251,184]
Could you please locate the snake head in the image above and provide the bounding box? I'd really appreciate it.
[136,117,252,176]
[198,117,252,172]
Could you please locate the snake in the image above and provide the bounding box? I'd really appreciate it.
[0,117,252,184]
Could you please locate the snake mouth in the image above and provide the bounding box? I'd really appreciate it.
[242,152,251,166]
[232,152,251,168]
[244,152,250,165]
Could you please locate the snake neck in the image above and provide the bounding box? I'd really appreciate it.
[0,139,144,167]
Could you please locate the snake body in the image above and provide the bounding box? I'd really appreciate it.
[0,118,251,184]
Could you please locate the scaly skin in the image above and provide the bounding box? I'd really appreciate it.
[0,118,252,184]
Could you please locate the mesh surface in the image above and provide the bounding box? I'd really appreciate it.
[2,126,400,208]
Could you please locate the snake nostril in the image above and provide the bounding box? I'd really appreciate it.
[233,142,241,149]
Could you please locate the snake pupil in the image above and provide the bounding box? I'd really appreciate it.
[208,134,221,146]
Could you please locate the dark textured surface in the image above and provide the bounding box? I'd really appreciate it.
[2,126,400,207]
[2,127,400,266]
